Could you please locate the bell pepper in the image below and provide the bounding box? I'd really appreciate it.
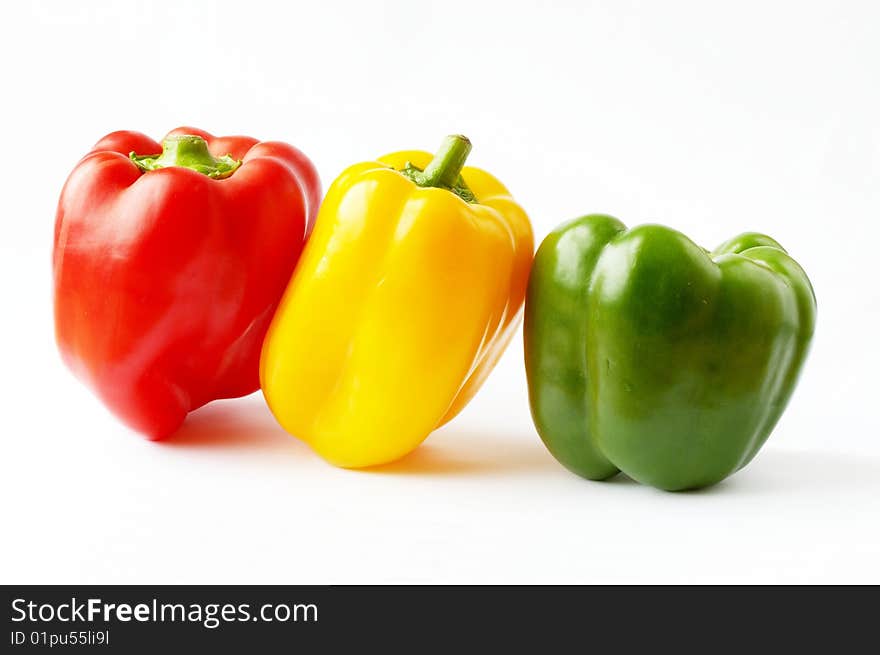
[260,135,534,467]
[53,127,320,439]
[524,214,816,490]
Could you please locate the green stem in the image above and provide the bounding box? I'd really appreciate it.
[130,135,241,179]
[400,134,477,203]
[419,135,472,189]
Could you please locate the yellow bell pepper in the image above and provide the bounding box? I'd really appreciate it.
[260,135,534,467]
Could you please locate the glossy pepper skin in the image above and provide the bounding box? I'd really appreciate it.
[54,127,320,439]
[524,214,816,491]
[261,136,533,468]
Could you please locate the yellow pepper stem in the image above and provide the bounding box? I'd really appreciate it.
[402,135,477,202]
[419,135,472,189]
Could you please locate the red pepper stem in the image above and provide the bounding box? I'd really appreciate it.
[129,135,241,179]
[418,135,472,190]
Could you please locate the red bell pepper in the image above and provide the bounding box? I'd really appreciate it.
[53,127,320,439]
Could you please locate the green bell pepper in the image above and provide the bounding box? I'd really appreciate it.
[524,214,816,491]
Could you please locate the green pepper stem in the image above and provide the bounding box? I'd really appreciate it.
[130,135,241,179]
[418,135,472,189]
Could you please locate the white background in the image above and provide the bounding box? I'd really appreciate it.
[1,0,878,584]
